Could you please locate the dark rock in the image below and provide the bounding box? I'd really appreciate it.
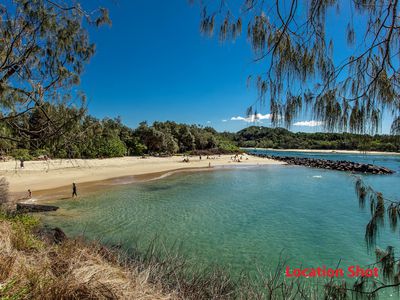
[16,203,59,213]
[36,226,67,244]
[251,154,395,175]
[53,227,67,244]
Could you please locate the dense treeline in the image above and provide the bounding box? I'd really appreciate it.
[0,104,238,160]
[1,105,399,160]
[234,126,400,152]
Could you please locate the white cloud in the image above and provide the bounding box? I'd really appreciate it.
[221,119,228,122]
[230,113,272,123]
[293,120,324,127]
[206,121,211,124]
[231,116,246,121]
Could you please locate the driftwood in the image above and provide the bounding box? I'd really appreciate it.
[253,154,395,174]
[16,203,59,213]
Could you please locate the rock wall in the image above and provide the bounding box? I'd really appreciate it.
[253,154,394,174]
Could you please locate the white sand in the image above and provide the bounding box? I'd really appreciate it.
[0,154,283,194]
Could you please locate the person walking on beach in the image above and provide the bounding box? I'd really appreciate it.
[27,189,32,199]
[72,183,77,198]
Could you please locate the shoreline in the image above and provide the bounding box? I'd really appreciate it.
[1,154,283,202]
[21,167,218,203]
[241,148,400,155]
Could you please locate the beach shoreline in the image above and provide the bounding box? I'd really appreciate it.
[1,154,283,202]
[241,148,400,155]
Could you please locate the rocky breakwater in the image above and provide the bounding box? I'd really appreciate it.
[254,154,395,174]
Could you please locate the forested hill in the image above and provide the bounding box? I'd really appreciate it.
[233,126,400,152]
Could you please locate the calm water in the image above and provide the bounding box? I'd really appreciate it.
[40,151,400,296]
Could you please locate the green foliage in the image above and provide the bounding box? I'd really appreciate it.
[31,149,49,158]
[0,124,16,155]
[98,138,127,158]
[216,139,240,153]
[1,102,241,158]
[235,126,400,152]
[135,120,236,156]
[178,127,195,152]
[0,279,29,300]
[0,1,110,153]
[129,139,147,156]
[0,211,42,251]
[11,149,32,161]
[197,1,400,134]
[3,102,398,159]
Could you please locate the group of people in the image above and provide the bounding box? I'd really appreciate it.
[183,153,247,165]
[231,154,246,162]
[199,154,221,160]
[182,154,222,164]
[25,183,78,200]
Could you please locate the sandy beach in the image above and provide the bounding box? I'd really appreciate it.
[241,148,400,155]
[1,154,283,201]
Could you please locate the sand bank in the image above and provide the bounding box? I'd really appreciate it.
[0,154,283,201]
[241,148,400,155]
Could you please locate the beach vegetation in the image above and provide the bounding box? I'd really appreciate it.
[10,149,32,161]
[2,105,398,160]
[30,149,49,159]
[97,138,127,158]
[1,105,240,158]
[0,0,110,157]
[0,211,175,299]
[0,208,334,299]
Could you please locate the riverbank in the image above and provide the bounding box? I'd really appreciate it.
[0,154,283,202]
[241,148,400,155]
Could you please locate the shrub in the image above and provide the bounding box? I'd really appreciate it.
[31,149,49,158]
[98,138,127,157]
[217,140,240,153]
[11,149,32,161]
[131,142,147,156]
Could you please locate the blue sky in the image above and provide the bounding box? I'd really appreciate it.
[78,0,393,133]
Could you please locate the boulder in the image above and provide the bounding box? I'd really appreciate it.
[36,226,67,244]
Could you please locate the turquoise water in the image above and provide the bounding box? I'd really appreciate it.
[40,151,400,295]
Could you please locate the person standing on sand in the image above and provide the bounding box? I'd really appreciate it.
[72,183,77,198]
[27,189,32,199]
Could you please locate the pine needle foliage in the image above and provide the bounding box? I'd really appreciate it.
[193,0,400,134]
[0,0,111,146]
[354,177,400,297]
